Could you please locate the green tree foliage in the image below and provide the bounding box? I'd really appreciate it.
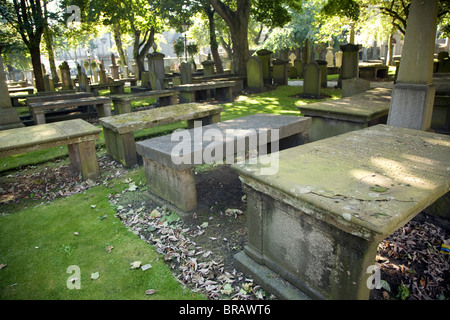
[0,0,47,91]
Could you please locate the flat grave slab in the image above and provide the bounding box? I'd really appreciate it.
[298,87,392,141]
[0,119,101,179]
[136,114,312,212]
[232,124,450,299]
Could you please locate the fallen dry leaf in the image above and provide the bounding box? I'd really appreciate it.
[420,277,427,287]
[0,263,6,270]
[130,261,142,269]
[145,289,157,295]
[106,246,114,253]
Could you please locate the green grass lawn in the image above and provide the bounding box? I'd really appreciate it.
[0,84,341,300]
[0,168,203,300]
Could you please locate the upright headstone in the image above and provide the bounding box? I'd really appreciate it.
[132,62,138,78]
[77,63,90,92]
[335,51,343,68]
[315,60,328,88]
[326,45,334,67]
[289,66,298,79]
[180,62,192,84]
[294,59,303,78]
[272,59,289,85]
[303,62,321,98]
[110,53,120,80]
[43,74,52,92]
[288,53,297,66]
[59,61,73,90]
[123,64,129,79]
[0,43,23,130]
[99,62,107,84]
[246,56,264,92]
[256,49,273,85]
[338,44,360,87]
[147,51,165,89]
[388,0,439,131]
[437,51,450,73]
[141,72,150,88]
[149,71,157,90]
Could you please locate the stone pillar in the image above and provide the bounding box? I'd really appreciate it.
[387,0,438,131]
[147,51,165,89]
[256,49,273,85]
[326,45,334,67]
[0,43,23,130]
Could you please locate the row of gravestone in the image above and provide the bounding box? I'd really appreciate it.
[247,56,327,98]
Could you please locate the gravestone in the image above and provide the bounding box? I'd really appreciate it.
[141,72,150,88]
[147,51,165,89]
[59,61,73,90]
[246,56,264,92]
[110,54,120,80]
[99,64,107,84]
[289,66,298,79]
[315,60,328,88]
[180,62,192,84]
[326,45,334,67]
[256,49,273,85]
[0,43,23,130]
[43,75,54,92]
[272,59,289,85]
[123,64,129,79]
[303,62,321,98]
[335,51,343,68]
[340,44,360,79]
[201,59,215,76]
[288,53,297,66]
[294,59,303,78]
[437,52,450,73]
[338,44,360,88]
[149,71,157,90]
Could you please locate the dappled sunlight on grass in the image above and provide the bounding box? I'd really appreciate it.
[221,85,341,120]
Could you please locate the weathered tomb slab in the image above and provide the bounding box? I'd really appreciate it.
[298,87,391,141]
[0,119,101,179]
[136,114,312,212]
[232,124,450,299]
[99,103,223,167]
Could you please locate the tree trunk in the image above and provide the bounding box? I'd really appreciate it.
[30,42,45,92]
[387,34,394,66]
[43,1,59,85]
[230,24,249,76]
[112,24,127,70]
[205,7,224,74]
[132,28,155,79]
[43,26,59,85]
[208,0,251,77]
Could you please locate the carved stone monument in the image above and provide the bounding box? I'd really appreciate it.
[0,43,23,130]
